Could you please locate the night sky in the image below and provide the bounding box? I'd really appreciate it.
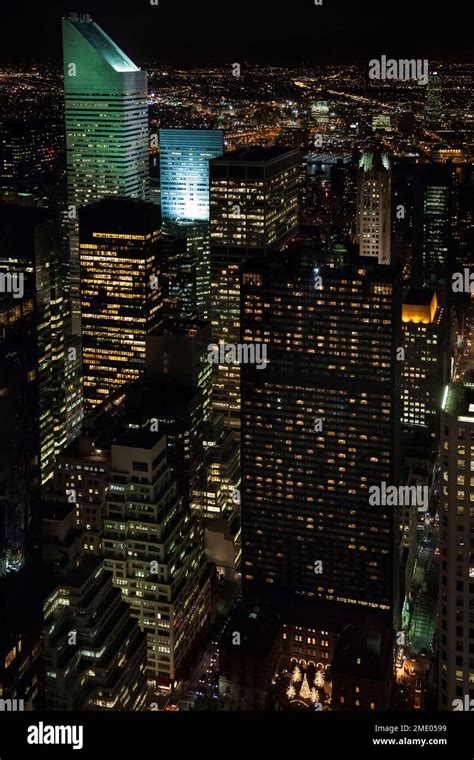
[0,0,472,65]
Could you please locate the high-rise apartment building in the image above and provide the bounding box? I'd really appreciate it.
[63,13,149,331]
[210,146,300,428]
[240,249,401,617]
[53,434,110,557]
[357,147,391,265]
[439,383,474,709]
[103,431,210,685]
[42,501,147,710]
[79,199,162,410]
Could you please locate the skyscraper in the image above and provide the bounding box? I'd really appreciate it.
[357,147,391,265]
[0,120,56,199]
[439,383,474,709]
[401,289,446,431]
[413,164,453,285]
[0,205,73,485]
[240,249,401,617]
[146,318,213,425]
[79,198,162,410]
[210,146,300,428]
[103,430,210,685]
[42,501,147,710]
[63,12,149,331]
[160,129,223,224]
[159,129,224,320]
[0,289,39,576]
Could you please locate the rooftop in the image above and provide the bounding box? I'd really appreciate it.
[220,602,280,658]
[41,500,76,523]
[79,198,161,237]
[65,16,139,73]
[331,618,394,680]
[443,383,474,422]
[113,429,164,451]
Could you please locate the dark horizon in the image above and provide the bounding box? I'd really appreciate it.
[1,0,472,65]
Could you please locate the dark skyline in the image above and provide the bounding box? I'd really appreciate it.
[1,0,472,65]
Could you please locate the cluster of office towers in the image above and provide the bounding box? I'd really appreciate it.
[0,13,469,711]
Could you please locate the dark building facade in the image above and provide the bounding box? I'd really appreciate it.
[240,250,402,619]
[413,164,454,286]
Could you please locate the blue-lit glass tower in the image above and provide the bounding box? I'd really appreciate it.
[160,129,223,223]
[159,129,223,319]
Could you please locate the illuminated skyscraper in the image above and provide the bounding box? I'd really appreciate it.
[0,205,73,485]
[0,120,56,199]
[414,164,453,285]
[240,250,401,617]
[357,147,391,265]
[439,383,474,710]
[42,501,147,710]
[401,289,446,431]
[63,13,149,331]
[159,129,223,320]
[210,146,300,428]
[103,430,211,685]
[79,199,162,410]
[160,129,223,223]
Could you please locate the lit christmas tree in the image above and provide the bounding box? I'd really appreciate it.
[314,670,325,688]
[300,673,311,700]
[286,683,296,700]
[292,665,302,684]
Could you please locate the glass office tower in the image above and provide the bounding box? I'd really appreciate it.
[63,12,149,332]
[159,129,223,320]
[160,129,223,223]
[413,164,453,286]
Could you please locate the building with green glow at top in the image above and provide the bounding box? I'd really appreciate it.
[62,12,150,333]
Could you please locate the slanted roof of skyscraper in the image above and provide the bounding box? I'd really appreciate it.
[68,18,139,73]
